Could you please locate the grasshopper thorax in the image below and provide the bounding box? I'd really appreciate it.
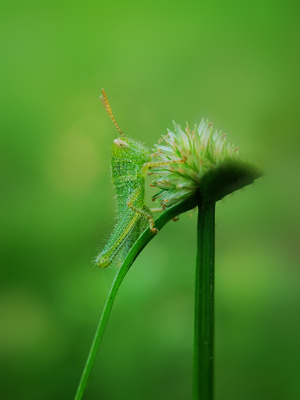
[112,137,150,164]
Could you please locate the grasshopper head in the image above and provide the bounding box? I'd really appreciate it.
[112,137,150,165]
[112,137,131,158]
[113,139,130,149]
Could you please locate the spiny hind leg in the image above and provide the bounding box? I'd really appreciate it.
[127,188,158,234]
[141,204,158,234]
[96,211,140,268]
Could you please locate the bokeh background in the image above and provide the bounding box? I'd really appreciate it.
[1,1,300,399]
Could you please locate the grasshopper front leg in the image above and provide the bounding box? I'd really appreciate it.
[142,158,186,222]
[150,207,179,222]
[141,157,187,177]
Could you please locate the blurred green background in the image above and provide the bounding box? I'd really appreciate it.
[1,1,300,399]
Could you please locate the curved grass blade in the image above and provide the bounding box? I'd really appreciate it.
[74,196,198,400]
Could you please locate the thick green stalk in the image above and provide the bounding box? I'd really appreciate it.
[74,196,197,400]
[193,201,215,400]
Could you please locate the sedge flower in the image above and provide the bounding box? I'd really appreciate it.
[150,119,263,207]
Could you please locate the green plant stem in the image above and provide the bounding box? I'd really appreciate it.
[74,196,197,400]
[193,200,215,400]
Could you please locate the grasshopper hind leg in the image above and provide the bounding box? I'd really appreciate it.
[142,205,158,233]
[95,211,140,268]
[127,201,158,234]
[126,188,158,234]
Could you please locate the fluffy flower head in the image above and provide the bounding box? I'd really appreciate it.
[150,119,262,207]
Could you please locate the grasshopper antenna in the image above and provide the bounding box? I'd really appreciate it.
[100,88,125,137]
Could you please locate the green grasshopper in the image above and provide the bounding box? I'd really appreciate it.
[95,89,182,268]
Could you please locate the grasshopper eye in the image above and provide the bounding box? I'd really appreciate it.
[114,139,130,149]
